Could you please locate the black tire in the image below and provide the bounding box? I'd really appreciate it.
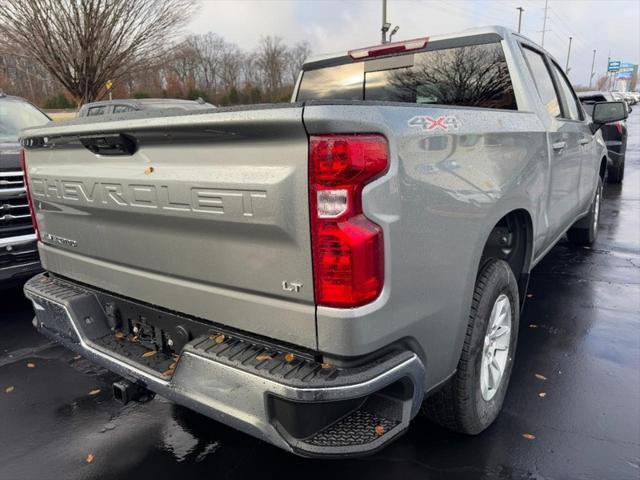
[567,177,603,246]
[423,259,519,434]
[607,159,624,184]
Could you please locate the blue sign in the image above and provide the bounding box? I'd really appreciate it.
[620,62,634,69]
[608,60,621,71]
[616,71,633,79]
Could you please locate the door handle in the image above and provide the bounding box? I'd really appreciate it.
[578,138,591,145]
[552,141,566,151]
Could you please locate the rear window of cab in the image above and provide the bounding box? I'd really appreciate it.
[297,41,517,110]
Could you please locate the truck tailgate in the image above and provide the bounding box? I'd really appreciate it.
[22,106,317,348]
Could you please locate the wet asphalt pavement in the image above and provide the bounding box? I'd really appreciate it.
[1,112,639,480]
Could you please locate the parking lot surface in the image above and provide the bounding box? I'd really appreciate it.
[1,111,638,480]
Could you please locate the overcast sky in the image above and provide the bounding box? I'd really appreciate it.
[188,0,640,88]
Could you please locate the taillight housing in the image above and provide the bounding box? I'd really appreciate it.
[309,134,388,308]
[614,121,624,135]
[20,148,41,241]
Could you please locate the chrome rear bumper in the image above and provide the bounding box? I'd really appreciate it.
[24,273,425,457]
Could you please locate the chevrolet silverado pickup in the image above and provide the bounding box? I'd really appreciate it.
[0,92,49,287]
[20,27,627,456]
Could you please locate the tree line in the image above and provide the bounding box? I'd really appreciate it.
[0,0,310,108]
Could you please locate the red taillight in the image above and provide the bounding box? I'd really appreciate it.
[615,121,624,135]
[348,37,429,59]
[309,135,388,308]
[20,148,40,241]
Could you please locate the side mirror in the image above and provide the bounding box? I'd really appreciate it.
[590,101,628,134]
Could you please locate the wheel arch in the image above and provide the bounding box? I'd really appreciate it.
[599,156,607,180]
[477,208,534,309]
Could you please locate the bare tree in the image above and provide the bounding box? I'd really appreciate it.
[189,33,225,94]
[0,0,196,105]
[594,75,609,91]
[219,42,243,92]
[256,36,287,100]
[285,41,311,85]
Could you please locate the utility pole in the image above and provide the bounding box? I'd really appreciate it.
[565,36,572,74]
[589,49,596,88]
[516,7,524,33]
[381,0,388,43]
[607,51,611,91]
[381,0,398,44]
[541,0,549,47]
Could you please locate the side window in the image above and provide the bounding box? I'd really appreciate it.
[550,62,582,121]
[87,106,106,117]
[521,47,561,118]
[113,105,134,113]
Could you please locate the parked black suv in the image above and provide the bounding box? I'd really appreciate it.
[0,91,49,286]
[578,90,628,183]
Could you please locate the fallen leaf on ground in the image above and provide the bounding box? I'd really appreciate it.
[320,363,332,369]
[210,334,225,344]
[284,352,295,362]
[168,362,177,370]
[85,453,95,463]
[256,354,272,362]
[142,350,157,358]
[5,386,14,393]
[522,433,536,440]
[538,392,547,398]
[529,324,538,329]
[26,362,35,368]
[130,336,139,343]
[375,425,385,435]
[162,369,174,377]
[534,373,547,381]
[114,331,125,340]
[89,389,101,396]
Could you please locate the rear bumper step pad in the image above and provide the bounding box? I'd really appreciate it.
[24,273,425,457]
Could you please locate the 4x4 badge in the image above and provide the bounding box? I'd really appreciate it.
[408,115,461,131]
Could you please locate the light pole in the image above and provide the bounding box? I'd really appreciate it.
[589,49,596,88]
[381,0,398,44]
[381,0,388,43]
[516,7,524,34]
[565,36,572,74]
[389,25,399,42]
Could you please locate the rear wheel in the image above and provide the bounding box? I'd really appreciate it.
[567,177,602,246]
[423,259,519,434]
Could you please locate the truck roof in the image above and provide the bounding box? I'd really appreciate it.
[303,25,550,69]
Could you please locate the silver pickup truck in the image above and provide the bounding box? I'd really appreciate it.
[20,26,627,457]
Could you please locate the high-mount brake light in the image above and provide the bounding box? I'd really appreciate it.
[20,148,41,241]
[309,134,389,308]
[348,37,429,59]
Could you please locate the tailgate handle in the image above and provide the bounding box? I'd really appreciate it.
[79,134,137,156]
